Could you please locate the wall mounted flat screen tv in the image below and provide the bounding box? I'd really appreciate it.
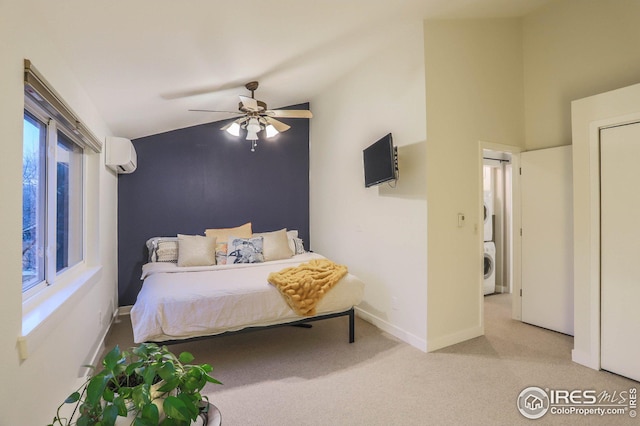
[363,133,397,187]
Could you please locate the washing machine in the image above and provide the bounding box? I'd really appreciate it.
[483,241,496,295]
[483,191,493,242]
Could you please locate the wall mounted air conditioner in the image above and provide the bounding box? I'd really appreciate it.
[105,136,137,174]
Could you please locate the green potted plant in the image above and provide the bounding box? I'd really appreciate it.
[49,343,222,426]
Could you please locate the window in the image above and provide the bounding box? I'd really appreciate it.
[22,105,84,298]
[22,112,46,293]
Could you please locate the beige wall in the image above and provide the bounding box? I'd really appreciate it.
[526,0,640,370]
[310,19,428,350]
[423,0,640,352]
[424,18,524,350]
[523,0,640,150]
[0,4,118,424]
[571,83,640,370]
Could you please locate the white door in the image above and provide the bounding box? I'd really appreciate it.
[600,122,640,382]
[520,146,573,335]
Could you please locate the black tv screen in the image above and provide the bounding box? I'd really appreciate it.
[363,133,397,187]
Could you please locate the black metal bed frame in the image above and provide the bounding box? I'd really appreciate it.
[155,307,355,346]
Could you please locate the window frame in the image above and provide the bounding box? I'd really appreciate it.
[23,96,86,302]
[22,109,47,298]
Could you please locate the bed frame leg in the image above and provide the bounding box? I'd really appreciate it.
[349,308,355,343]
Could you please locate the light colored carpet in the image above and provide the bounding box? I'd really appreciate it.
[105,294,638,425]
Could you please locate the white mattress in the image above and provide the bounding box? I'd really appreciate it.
[130,253,365,343]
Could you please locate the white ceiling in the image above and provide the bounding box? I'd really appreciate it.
[30,0,552,139]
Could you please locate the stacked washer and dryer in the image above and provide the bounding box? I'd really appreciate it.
[483,191,496,295]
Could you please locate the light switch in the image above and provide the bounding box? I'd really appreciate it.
[458,213,465,227]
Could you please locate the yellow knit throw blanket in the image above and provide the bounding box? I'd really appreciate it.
[267,259,348,316]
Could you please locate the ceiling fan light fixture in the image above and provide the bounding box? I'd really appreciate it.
[265,124,279,138]
[246,117,261,139]
[225,121,241,137]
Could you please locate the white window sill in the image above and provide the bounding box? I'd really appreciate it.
[19,264,103,361]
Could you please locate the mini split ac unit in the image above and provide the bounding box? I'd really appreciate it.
[105,136,137,174]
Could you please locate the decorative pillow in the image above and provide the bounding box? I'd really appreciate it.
[205,222,252,243]
[227,236,264,264]
[292,237,305,255]
[286,230,298,253]
[215,242,228,265]
[145,236,179,262]
[156,241,179,263]
[177,234,217,267]
[285,230,306,254]
[252,228,293,261]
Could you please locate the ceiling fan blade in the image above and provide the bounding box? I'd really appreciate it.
[266,109,313,119]
[266,118,291,133]
[189,109,240,114]
[239,95,259,112]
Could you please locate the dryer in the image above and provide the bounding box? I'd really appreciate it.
[483,191,493,242]
[483,241,496,295]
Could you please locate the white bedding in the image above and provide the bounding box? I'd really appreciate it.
[130,253,365,343]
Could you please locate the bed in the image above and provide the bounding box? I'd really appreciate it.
[130,230,365,344]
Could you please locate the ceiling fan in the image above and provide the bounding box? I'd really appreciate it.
[189,81,312,151]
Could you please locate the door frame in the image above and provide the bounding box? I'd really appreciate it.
[478,141,522,324]
[571,82,640,370]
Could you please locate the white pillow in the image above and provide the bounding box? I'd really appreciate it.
[177,234,217,267]
[156,240,178,263]
[253,228,293,261]
[145,236,179,262]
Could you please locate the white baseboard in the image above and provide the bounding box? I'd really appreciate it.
[572,349,599,370]
[80,308,119,378]
[118,305,133,316]
[426,324,483,352]
[355,307,427,352]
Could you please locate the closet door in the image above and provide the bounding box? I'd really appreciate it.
[520,146,573,335]
[600,122,640,382]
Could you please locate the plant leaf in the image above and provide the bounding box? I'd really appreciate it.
[178,352,194,364]
[158,361,176,381]
[86,374,109,405]
[125,360,144,376]
[102,404,119,426]
[103,386,115,403]
[159,418,185,426]
[205,375,223,385]
[157,377,179,393]
[65,391,81,404]
[132,384,152,409]
[77,416,90,426]
[177,392,198,419]
[102,345,122,371]
[142,402,159,421]
[163,395,191,421]
[143,365,157,385]
[114,395,128,416]
[133,418,156,426]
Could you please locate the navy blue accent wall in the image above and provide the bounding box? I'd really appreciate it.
[117,103,310,306]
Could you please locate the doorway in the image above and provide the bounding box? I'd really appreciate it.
[479,142,522,324]
[483,150,513,296]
